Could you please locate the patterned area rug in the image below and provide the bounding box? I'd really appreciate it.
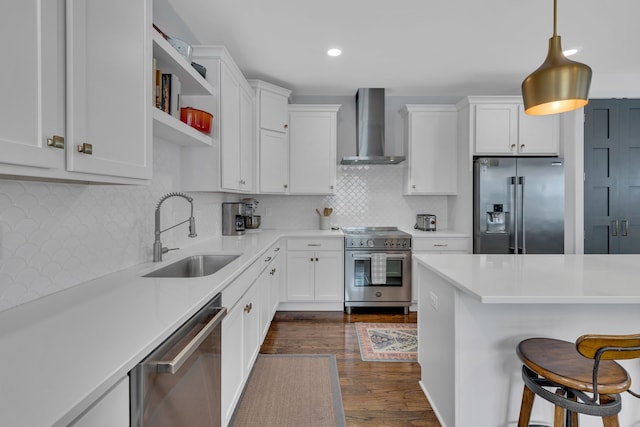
[355,323,418,362]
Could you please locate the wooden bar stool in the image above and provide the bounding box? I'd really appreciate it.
[516,334,640,426]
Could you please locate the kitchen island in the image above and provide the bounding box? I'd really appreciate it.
[414,254,640,427]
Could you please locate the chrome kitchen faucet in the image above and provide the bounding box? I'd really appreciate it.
[153,192,197,262]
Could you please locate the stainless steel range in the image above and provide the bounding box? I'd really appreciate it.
[343,227,412,314]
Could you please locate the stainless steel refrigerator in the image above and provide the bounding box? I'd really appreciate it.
[473,157,564,254]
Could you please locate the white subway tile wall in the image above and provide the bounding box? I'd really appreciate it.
[258,165,447,230]
[0,152,446,311]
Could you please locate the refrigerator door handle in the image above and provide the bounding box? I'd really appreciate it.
[612,220,619,237]
[621,220,629,237]
[519,176,526,254]
[511,176,518,254]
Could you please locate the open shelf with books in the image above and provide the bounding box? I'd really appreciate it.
[152,28,214,147]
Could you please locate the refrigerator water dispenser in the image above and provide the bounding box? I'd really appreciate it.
[486,204,506,233]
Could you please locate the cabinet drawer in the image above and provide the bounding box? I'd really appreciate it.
[287,238,343,251]
[412,237,471,252]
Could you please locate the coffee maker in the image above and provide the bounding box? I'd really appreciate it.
[222,203,245,235]
[242,198,261,229]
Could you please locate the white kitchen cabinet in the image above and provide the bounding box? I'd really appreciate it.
[401,105,458,195]
[411,235,471,308]
[251,80,292,194]
[221,242,280,426]
[0,0,62,171]
[258,245,282,340]
[0,0,152,183]
[70,376,129,427]
[222,281,260,426]
[288,105,341,195]
[242,283,260,377]
[221,294,244,426]
[517,104,560,155]
[283,238,343,310]
[258,129,289,193]
[180,46,254,193]
[253,81,290,133]
[269,251,282,316]
[65,0,152,180]
[465,97,559,156]
[220,62,254,192]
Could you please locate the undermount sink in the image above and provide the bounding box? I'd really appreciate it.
[144,254,240,278]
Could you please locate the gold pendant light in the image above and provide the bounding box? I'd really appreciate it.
[521,0,592,115]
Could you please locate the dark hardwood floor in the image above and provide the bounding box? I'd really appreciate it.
[259,309,441,427]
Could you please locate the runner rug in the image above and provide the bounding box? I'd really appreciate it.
[230,354,346,427]
[355,323,418,362]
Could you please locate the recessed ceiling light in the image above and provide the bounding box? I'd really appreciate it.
[327,48,342,57]
[563,48,578,57]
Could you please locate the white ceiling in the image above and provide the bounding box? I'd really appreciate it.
[168,0,640,97]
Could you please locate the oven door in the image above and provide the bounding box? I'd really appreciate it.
[344,250,411,303]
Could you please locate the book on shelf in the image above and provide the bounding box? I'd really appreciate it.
[160,73,182,118]
[153,58,161,109]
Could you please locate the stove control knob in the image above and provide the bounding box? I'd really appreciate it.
[367,239,375,248]
[359,240,364,246]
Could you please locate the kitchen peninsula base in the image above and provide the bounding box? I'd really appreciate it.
[415,254,640,427]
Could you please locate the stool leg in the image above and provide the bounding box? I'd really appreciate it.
[554,388,566,427]
[602,415,619,427]
[554,405,564,426]
[600,394,619,427]
[518,385,535,427]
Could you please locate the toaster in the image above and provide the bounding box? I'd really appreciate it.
[415,214,436,231]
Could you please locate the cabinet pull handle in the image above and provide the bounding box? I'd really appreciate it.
[612,220,619,236]
[284,184,288,189]
[47,135,65,149]
[77,143,93,155]
[510,143,516,150]
[433,244,449,247]
[274,247,280,251]
[307,244,321,247]
[622,220,629,237]
[284,124,288,129]
[310,258,314,262]
[315,257,319,261]
[264,256,272,262]
[244,303,252,313]
[520,144,525,150]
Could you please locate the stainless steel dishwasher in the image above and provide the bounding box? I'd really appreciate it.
[130,293,226,427]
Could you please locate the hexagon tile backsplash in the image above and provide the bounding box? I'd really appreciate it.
[0,155,447,312]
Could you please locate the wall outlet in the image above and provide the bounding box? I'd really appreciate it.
[429,291,439,311]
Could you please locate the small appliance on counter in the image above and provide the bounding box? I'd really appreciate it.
[415,214,436,231]
[242,198,261,230]
[222,203,245,235]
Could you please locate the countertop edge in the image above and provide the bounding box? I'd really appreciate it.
[0,229,344,427]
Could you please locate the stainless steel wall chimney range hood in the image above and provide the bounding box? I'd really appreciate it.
[340,88,405,165]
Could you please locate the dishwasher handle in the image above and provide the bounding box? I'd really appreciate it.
[151,306,227,375]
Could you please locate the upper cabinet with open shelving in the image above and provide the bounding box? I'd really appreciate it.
[152,28,214,147]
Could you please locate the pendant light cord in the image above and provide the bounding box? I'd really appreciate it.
[553,0,557,37]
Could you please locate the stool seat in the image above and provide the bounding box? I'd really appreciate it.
[517,338,631,395]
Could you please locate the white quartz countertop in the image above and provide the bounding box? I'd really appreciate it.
[414,253,640,304]
[0,229,342,427]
